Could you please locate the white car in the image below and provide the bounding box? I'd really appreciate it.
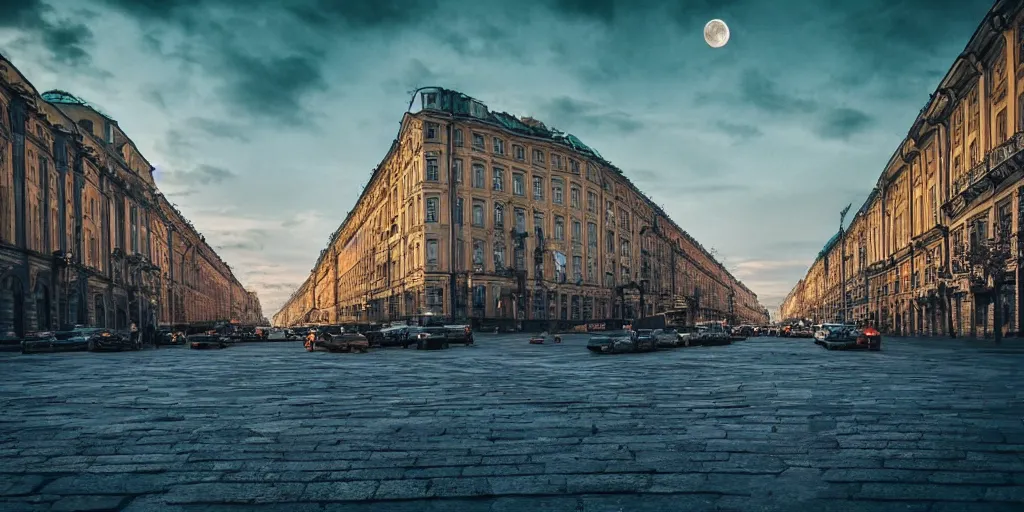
[814,324,857,343]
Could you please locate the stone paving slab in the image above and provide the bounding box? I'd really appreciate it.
[1,334,1023,510]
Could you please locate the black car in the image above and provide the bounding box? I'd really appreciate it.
[189,334,229,349]
[372,326,421,348]
[20,331,58,354]
[155,330,185,346]
[307,333,371,353]
[87,329,137,352]
[587,330,656,354]
[443,324,474,345]
[21,328,133,354]
[413,327,450,350]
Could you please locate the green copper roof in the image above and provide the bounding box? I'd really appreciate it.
[818,231,842,260]
[41,89,111,118]
[41,90,88,105]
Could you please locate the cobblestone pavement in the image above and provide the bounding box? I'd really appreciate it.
[1,335,1023,511]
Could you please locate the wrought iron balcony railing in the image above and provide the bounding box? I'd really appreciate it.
[952,159,989,196]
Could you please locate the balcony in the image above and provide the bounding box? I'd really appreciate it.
[945,132,1024,219]
[952,159,989,196]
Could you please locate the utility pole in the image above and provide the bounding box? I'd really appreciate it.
[839,203,851,324]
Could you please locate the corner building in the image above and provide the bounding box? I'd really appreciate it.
[0,55,264,335]
[782,0,1024,337]
[274,89,768,328]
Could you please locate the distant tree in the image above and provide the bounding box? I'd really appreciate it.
[955,219,1014,344]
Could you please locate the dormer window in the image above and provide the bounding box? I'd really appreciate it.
[469,101,488,118]
[77,119,94,135]
[422,92,438,109]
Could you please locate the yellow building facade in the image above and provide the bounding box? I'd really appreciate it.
[782,0,1024,337]
[274,88,768,328]
[0,55,263,335]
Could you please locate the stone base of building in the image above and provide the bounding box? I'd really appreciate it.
[0,245,159,336]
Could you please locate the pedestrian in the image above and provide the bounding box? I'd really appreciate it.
[129,322,140,350]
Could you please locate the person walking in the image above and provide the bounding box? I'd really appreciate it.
[130,322,140,350]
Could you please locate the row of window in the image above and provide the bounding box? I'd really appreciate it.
[426,157,610,210]
[425,123,594,178]
[429,196,634,253]
[425,237,598,283]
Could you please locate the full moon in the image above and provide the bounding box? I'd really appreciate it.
[704,19,730,48]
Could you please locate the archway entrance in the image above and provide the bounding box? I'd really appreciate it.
[94,295,106,328]
[76,290,87,325]
[116,308,128,332]
[1,275,26,337]
[35,283,50,331]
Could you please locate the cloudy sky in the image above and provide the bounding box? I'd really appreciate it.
[0,0,996,317]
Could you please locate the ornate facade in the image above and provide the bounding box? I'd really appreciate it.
[0,55,263,335]
[274,88,768,327]
[781,0,1024,337]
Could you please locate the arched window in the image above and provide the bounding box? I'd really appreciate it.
[473,239,485,266]
[493,242,505,270]
[494,203,504,229]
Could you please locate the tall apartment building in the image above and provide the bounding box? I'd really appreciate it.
[274,88,768,327]
[0,55,263,335]
[781,0,1024,337]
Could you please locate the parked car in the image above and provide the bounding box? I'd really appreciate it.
[414,327,449,350]
[371,325,412,348]
[307,333,370,353]
[733,325,755,337]
[634,329,659,349]
[683,324,731,346]
[361,327,387,346]
[86,329,137,352]
[819,326,881,351]
[20,331,58,354]
[676,327,699,347]
[443,324,474,345]
[813,324,855,345]
[189,333,228,349]
[155,329,184,346]
[587,330,655,354]
[653,328,679,348]
[857,327,882,351]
